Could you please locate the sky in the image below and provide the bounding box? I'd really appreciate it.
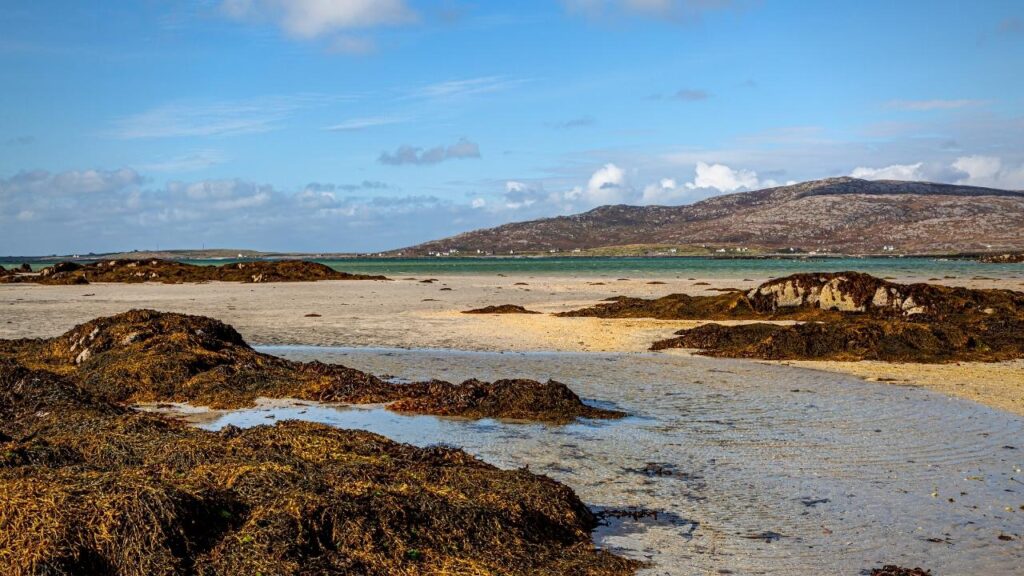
[1,0,1023,255]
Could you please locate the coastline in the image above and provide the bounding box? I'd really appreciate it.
[3,272,1023,416]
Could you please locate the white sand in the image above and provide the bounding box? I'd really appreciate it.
[3,273,1022,415]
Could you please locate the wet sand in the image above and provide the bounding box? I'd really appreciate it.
[2,273,1023,415]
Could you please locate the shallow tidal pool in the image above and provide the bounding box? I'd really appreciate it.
[158,347,1024,575]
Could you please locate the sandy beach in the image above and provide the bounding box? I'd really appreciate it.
[3,272,1023,416]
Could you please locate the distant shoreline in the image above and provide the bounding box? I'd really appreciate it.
[0,251,1012,264]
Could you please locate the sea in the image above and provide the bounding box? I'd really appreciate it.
[6,256,1024,280]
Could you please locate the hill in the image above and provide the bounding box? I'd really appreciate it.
[401,178,1024,255]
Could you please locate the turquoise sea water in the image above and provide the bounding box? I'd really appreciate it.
[5,256,1024,279]
[302,256,1024,279]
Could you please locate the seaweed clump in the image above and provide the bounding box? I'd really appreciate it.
[562,272,1024,363]
[0,360,640,575]
[463,304,542,314]
[650,317,1024,362]
[870,567,932,576]
[980,252,1024,264]
[0,309,622,423]
[0,259,386,285]
[390,378,617,421]
[560,272,1024,322]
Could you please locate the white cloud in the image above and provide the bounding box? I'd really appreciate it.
[565,163,631,206]
[168,179,273,211]
[850,162,925,181]
[324,115,407,131]
[886,99,984,111]
[503,181,537,209]
[137,150,226,173]
[109,95,333,140]
[0,169,141,202]
[563,0,738,20]
[684,161,759,192]
[412,76,525,100]
[0,167,506,254]
[953,155,1024,189]
[221,0,415,38]
[471,198,486,209]
[640,177,684,204]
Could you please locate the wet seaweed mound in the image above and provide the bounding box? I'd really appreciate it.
[0,259,387,285]
[646,273,1024,362]
[0,310,622,423]
[0,360,640,575]
[558,291,758,320]
[870,566,932,576]
[463,304,542,314]
[390,378,617,421]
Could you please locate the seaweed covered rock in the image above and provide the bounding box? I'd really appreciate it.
[561,272,1024,322]
[0,259,387,285]
[213,260,386,283]
[390,378,621,423]
[0,310,622,423]
[646,274,1024,362]
[979,252,1024,264]
[1,309,392,408]
[744,272,1024,320]
[463,304,542,314]
[0,362,640,576]
[651,318,1024,362]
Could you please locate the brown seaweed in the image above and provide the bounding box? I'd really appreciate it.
[0,360,640,575]
[0,259,387,285]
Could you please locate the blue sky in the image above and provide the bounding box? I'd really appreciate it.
[1,0,1023,255]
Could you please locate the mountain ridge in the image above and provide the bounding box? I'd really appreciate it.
[401,177,1024,255]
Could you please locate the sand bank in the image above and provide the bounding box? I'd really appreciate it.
[3,273,1022,415]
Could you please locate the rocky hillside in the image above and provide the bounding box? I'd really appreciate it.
[403,178,1024,255]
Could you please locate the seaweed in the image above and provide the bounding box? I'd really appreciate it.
[0,360,640,576]
[463,305,542,314]
[870,567,932,576]
[558,272,1024,363]
[561,272,1024,322]
[0,259,387,285]
[0,310,623,423]
[979,252,1024,264]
